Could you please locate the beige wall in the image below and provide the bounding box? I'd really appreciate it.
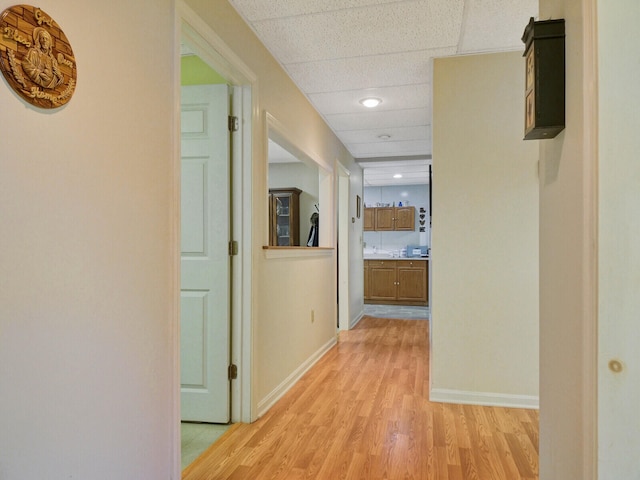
[0,0,176,478]
[597,1,640,477]
[431,52,539,406]
[537,1,598,479]
[183,0,363,414]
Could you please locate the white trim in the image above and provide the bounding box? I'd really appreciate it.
[178,2,256,85]
[265,112,333,173]
[350,310,365,329]
[336,161,351,331]
[170,7,183,480]
[256,337,337,419]
[582,0,599,477]
[175,0,259,426]
[430,388,539,410]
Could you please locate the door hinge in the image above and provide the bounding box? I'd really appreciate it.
[228,115,239,132]
[228,240,239,256]
[228,364,238,380]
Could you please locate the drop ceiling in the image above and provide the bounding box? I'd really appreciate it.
[229,0,538,184]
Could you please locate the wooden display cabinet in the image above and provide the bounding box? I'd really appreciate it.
[269,188,301,246]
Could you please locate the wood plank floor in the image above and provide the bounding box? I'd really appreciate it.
[182,317,539,480]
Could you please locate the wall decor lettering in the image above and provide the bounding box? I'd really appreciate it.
[0,5,77,108]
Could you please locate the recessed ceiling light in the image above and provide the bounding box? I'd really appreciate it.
[393,174,403,179]
[378,134,391,140]
[359,97,382,108]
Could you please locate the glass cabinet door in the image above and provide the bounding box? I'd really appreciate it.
[269,188,301,246]
[274,196,291,245]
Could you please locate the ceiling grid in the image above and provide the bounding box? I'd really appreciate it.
[230,0,538,185]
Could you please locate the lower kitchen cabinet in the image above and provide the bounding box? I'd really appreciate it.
[364,259,428,306]
[369,260,397,301]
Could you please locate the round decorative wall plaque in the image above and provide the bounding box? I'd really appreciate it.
[0,5,77,109]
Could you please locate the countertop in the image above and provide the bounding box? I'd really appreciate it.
[364,254,429,261]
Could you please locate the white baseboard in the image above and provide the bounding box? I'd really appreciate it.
[430,388,539,410]
[350,310,364,329]
[256,336,337,419]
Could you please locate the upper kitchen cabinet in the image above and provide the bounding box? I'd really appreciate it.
[394,206,415,231]
[363,207,375,231]
[375,207,395,231]
[364,206,415,231]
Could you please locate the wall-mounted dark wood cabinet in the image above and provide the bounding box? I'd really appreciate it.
[522,17,565,140]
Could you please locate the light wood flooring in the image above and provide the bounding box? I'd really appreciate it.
[183,317,539,479]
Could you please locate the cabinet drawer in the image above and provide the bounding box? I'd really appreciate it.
[399,260,426,270]
[366,260,397,268]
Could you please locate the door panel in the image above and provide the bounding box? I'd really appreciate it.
[180,84,230,423]
[397,266,427,302]
[369,262,397,300]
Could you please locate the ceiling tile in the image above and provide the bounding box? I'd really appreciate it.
[284,47,456,93]
[358,160,431,168]
[250,0,464,64]
[230,0,537,167]
[347,140,431,157]
[458,0,538,53]
[327,108,430,131]
[308,83,430,115]
[229,0,400,21]
[337,125,430,144]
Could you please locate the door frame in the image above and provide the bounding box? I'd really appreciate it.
[336,161,351,330]
[173,1,256,475]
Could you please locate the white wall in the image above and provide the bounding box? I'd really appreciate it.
[363,184,430,251]
[597,1,640,477]
[431,52,539,407]
[269,162,320,246]
[0,1,176,479]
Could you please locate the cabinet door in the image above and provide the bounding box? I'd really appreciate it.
[375,207,394,231]
[397,261,427,303]
[394,206,415,231]
[269,188,301,246]
[363,208,375,231]
[274,194,292,246]
[363,261,370,299]
[369,260,397,300]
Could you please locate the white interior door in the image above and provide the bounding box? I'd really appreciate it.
[180,84,231,423]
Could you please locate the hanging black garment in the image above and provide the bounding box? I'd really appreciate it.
[307,213,319,247]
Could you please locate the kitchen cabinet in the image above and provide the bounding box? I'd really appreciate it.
[363,207,375,231]
[394,206,416,231]
[397,260,428,303]
[374,207,395,231]
[368,260,397,300]
[364,206,415,231]
[364,258,428,306]
[363,260,370,299]
[269,188,301,246]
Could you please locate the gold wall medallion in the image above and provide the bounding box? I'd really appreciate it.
[0,5,77,109]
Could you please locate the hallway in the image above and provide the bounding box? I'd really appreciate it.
[182,317,539,479]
